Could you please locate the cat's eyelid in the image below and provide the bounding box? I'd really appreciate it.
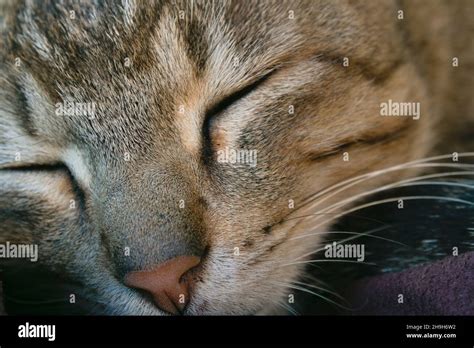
[201,68,277,164]
[205,67,278,120]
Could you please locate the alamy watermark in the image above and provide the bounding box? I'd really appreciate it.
[324,242,365,262]
[216,147,258,168]
[380,99,420,120]
[18,322,55,342]
[0,242,38,262]
[55,101,97,119]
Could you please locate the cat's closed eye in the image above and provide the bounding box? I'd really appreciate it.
[202,69,277,157]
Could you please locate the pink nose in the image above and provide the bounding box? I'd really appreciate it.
[124,255,201,314]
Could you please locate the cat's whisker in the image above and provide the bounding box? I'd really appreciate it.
[275,298,299,316]
[271,281,357,311]
[269,278,351,313]
[283,212,389,227]
[285,171,474,229]
[283,259,377,267]
[303,263,324,271]
[314,195,473,231]
[300,272,335,290]
[298,273,353,304]
[261,280,300,315]
[283,225,390,264]
[397,180,474,190]
[278,176,473,266]
[296,231,406,247]
[296,152,474,210]
[289,225,405,245]
[289,195,473,263]
[290,280,349,303]
[292,165,474,221]
[323,229,402,251]
[314,171,474,216]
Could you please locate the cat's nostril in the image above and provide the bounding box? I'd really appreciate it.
[124,255,201,315]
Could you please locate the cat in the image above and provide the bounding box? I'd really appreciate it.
[0,0,472,315]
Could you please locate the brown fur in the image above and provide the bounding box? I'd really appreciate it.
[0,0,472,314]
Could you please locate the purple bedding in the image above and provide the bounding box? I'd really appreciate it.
[344,252,474,315]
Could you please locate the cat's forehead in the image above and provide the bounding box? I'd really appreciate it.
[4,2,300,150]
[6,0,401,155]
[11,1,307,85]
[8,1,305,123]
[10,0,398,89]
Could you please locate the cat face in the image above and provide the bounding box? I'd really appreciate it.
[1,0,434,314]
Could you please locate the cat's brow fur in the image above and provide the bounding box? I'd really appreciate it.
[0,0,472,314]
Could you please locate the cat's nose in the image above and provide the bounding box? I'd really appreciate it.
[124,255,201,314]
